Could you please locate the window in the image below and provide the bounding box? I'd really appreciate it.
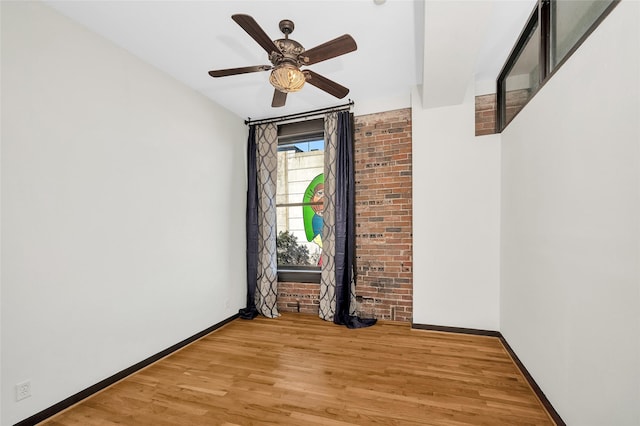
[501,11,541,126]
[276,119,324,283]
[497,0,619,130]
[550,0,615,70]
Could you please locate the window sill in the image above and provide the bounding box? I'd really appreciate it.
[277,269,321,283]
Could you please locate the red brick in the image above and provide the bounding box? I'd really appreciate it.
[278,109,413,322]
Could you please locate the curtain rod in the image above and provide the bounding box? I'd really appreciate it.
[244,100,354,126]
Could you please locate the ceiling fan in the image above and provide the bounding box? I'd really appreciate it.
[208,14,357,108]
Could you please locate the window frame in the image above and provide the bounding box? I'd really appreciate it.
[496,4,541,131]
[275,118,325,284]
[497,0,619,131]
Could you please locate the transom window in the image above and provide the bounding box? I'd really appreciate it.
[497,0,619,130]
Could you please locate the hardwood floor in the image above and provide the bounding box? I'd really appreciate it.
[42,313,555,425]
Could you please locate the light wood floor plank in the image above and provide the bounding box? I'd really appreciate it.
[41,313,555,425]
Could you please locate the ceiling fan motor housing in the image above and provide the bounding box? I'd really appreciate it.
[270,38,305,68]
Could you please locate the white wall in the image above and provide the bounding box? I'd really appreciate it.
[500,1,640,424]
[1,2,247,424]
[353,93,411,119]
[0,1,3,422]
[412,85,501,331]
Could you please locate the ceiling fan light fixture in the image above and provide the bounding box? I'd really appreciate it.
[269,64,306,93]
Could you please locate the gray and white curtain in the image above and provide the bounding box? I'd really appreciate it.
[318,112,341,321]
[240,123,279,319]
[255,123,279,318]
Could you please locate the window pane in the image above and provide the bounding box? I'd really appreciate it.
[276,140,324,205]
[551,0,615,69]
[276,139,324,269]
[503,21,540,126]
[276,206,322,267]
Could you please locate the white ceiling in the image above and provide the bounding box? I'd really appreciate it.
[43,0,536,121]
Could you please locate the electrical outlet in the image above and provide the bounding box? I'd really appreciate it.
[16,380,31,401]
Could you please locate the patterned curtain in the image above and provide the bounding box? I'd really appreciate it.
[319,111,376,328]
[255,123,280,318]
[319,113,338,321]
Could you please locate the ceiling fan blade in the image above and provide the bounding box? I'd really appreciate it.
[303,70,349,99]
[302,34,357,66]
[208,65,272,78]
[232,14,280,55]
[272,89,287,108]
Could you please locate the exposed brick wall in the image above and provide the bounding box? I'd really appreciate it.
[475,94,497,136]
[504,88,532,125]
[354,109,412,321]
[277,281,320,315]
[476,90,533,135]
[277,108,413,322]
